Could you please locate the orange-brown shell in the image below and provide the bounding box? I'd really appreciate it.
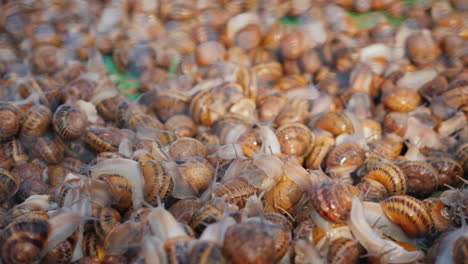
[139,160,174,206]
[275,123,314,158]
[20,104,52,143]
[305,134,335,170]
[213,178,259,208]
[364,162,407,196]
[382,87,421,113]
[315,112,355,136]
[381,195,433,238]
[0,102,20,142]
[311,182,360,223]
[327,237,362,264]
[53,104,87,140]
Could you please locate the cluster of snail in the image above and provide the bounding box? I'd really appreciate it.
[0,0,467,263]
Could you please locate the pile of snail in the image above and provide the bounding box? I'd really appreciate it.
[0,0,467,263]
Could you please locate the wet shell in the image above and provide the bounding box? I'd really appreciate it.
[0,102,20,142]
[311,182,360,223]
[96,95,126,122]
[0,217,50,264]
[381,195,433,238]
[364,162,407,196]
[326,143,366,179]
[315,112,355,136]
[382,87,421,113]
[20,104,52,143]
[82,230,106,262]
[53,105,87,140]
[327,237,361,264]
[238,130,262,158]
[139,160,174,206]
[455,142,468,173]
[257,93,288,122]
[275,123,314,158]
[452,235,468,264]
[252,61,283,83]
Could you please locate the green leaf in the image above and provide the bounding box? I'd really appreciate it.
[280,16,301,26]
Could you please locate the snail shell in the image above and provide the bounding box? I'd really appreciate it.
[223,220,280,264]
[274,98,309,127]
[53,104,87,140]
[406,31,441,67]
[257,93,288,122]
[327,237,362,264]
[311,182,361,223]
[82,230,106,262]
[315,112,355,136]
[97,174,132,213]
[382,87,421,113]
[190,241,227,264]
[426,155,464,188]
[20,104,52,143]
[0,217,50,264]
[0,168,19,203]
[95,95,126,122]
[280,31,307,60]
[397,161,439,197]
[195,41,226,67]
[176,156,215,196]
[305,133,335,170]
[326,143,366,180]
[139,160,174,206]
[153,91,190,123]
[41,232,78,264]
[455,142,468,173]
[423,198,451,233]
[0,102,20,142]
[190,204,223,234]
[364,162,407,196]
[368,138,404,160]
[252,61,283,83]
[94,208,121,239]
[381,195,433,238]
[168,137,207,160]
[441,78,468,110]
[2,138,29,166]
[30,136,64,164]
[32,45,66,74]
[84,127,123,153]
[238,130,262,158]
[213,178,259,208]
[164,115,197,138]
[168,198,202,224]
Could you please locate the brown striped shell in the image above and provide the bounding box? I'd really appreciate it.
[311,182,361,223]
[441,78,468,109]
[326,143,366,180]
[189,204,223,234]
[153,91,190,123]
[381,195,433,238]
[84,127,123,153]
[327,237,362,264]
[423,198,451,233]
[0,217,50,264]
[139,160,174,206]
[264,176,304,214]
[274,98,309,127]
[97,174,132,213]
[455,142,468,173]
[257,92,288,122]
[315,112,355,136]
[305,133,335,170]
[41,232,78,264]
[213,178,259,208]
[169,199,202,224]
[20,104,52,143]
[275,123,314,158]
[0,102,20,142]
[53,104,87,140]
[81,230,106,262]
[1,138,29,166]
[30,136,64,164]
[94,208,121,239]
[363,162,407,196]
[0,168,19,203]
[397,161,439,197]
[426,155,464,188]
[189,241,227,264]
[96,95,125,122]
